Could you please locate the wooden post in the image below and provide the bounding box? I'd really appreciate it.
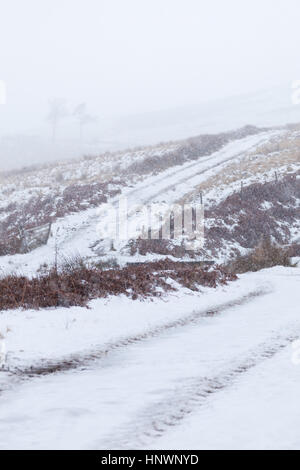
[46,223,52,244]
[18,225,29,253]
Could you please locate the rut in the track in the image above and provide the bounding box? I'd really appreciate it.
[100,330,299,450]
[0,289,267,386]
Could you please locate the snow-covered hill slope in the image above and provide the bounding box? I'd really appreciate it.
[1,123,299,275]
[1,127,290,275]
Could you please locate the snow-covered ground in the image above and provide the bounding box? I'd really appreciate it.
[0,110,299,450]
[0,129,285,276]
[152,345,300,450]
[0,272,264,372]
[0,264,299,449]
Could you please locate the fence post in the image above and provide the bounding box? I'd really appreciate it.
[46,223,52,244]
[18,226,29,253]
[199,192,203,205]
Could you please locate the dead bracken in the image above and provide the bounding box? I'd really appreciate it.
[0,260,236,311]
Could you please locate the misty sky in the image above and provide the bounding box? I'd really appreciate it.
[1,0,300,137]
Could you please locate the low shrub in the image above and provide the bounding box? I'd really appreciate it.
[227,237,294,274]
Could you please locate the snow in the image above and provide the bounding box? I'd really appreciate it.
[0,266,299,449]
[152,343,300,450]
[0,129,283,276]
[0,272,263,371]
[0,107,299,450]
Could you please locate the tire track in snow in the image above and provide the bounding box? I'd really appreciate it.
[100,330,299,450]
[124,131,277,206]
[88,131,277,253]
[2,288,267,382]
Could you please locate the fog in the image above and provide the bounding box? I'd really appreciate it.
[1,0,300,169]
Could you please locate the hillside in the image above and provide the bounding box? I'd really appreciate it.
[0,122,299,450]
[0,123,299,276]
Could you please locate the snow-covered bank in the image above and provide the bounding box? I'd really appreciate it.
[0,272,259,372]
[0,266,299,449]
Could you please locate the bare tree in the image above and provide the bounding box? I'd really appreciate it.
[73,103,97,142]
[47,98,68,142]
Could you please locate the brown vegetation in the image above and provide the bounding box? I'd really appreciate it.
[0,259,236,311]
[227,238,294,274]
[205,171,300,258]
[0,180,123,255]
[125,125,263,177]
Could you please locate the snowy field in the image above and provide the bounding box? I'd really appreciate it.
[0,264,299,450]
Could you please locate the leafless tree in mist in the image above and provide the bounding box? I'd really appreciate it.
[46,98,68,142]
[73,103,97,142]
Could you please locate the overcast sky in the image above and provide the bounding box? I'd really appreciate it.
[1,0,300,136]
